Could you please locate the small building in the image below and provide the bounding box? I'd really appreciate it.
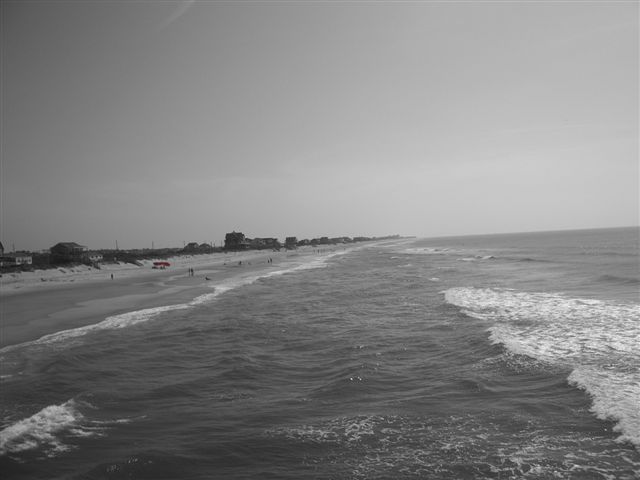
[86,252,104,263]
[13,255,33,265]
[1,253,33,266]
[50,242,88,264]
[285,237,298,249]
[225,231,250,251]
[183,242,200,253]
[330,237,351,244]
[199,243,213,253]
[251,237,281,250]
[184,242,213,253]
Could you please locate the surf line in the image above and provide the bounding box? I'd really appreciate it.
[0,251,344,355]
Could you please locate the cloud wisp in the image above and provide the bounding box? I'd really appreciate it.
[157,0,195,30]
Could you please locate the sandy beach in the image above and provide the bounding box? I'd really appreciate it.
[0,249,296,348]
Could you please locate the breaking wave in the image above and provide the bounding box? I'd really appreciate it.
[444,287,640,449]
[0,400,105,457]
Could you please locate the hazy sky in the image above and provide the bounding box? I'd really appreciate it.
[2,1,638,251]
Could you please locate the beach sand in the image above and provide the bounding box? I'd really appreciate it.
[0,250,293,348]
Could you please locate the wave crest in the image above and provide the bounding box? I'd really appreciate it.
[0,400,94,457]
[444,287,640,449]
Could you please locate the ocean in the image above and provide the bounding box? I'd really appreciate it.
[1,227,639,479]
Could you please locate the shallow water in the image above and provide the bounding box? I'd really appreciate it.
[1,228,639,479]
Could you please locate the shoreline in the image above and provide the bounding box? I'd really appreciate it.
[0,249,302,349]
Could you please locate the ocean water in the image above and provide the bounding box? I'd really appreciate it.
[1,227,639,479]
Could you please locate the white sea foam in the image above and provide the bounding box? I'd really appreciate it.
[458,255,495,262]
[569,366,640,448]
[444,287,640,449]
[401,247,449,255]
[268,413,640,477]
[0,399,98,457]
[0,303,192,354]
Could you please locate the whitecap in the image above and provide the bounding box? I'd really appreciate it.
[444,286,640,449]
[0,399,96,457]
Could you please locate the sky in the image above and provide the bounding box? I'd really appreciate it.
[1,1,638,251]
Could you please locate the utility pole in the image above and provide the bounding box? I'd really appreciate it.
[116,240,119,251]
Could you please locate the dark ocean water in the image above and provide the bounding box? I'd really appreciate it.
[1,227,639,479]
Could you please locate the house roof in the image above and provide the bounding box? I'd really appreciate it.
[52,242,87,249]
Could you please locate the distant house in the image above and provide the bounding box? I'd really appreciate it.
[224,232,250,251]
[330,237,350,244]
[183,242,213,254]
[251,237,281,250]
[0,253,32,267]
[86,252,103,263]
[13,254,33,265]
[183,242,200,253]
[285,237,297,249]
[50,242,88,264]
[199,243,213,253]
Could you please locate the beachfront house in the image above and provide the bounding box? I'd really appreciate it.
[183,242,200,253]
[0,253,33,267]
[12,254,33,265]
[224,232,250,251]
[183,242,213,254]
[50,242,88,264]
[250,237,281,250]
[87,252,103,263]
[285,237,298,249]
[199,243,213,253]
